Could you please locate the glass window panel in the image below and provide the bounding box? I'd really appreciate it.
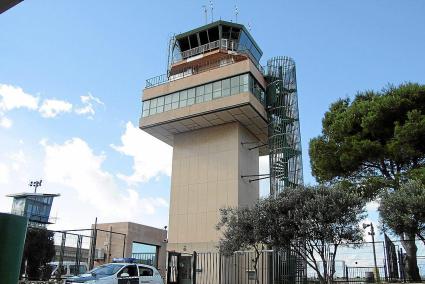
[180,100,187,107]
[231,86,239,95]
[222,79,230,90]
[164,104,172,111]
[196,95,204,103]
[222,88,230,97]
[205,83,212,94]
[150,98,157,108]
[179,90,188,100]
[142,100,150,110]
[241,83,249,92]
[187,98,195,105]
[156,96,164,106]
[172,92,179,102]
[204,93,212,101]
[196,86,204,97]
[165,94,172,104]
[231,76,239,87]
[156,105,164,113]
[188,88,195,98]
[213,81,221,92]
[150,108,157,115]
[240,74,249,85]
[172,102,179,109]
[213,81,222,99]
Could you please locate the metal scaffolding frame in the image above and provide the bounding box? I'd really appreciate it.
[266,56,303,197]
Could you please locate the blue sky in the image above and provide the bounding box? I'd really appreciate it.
[0,0,425,234]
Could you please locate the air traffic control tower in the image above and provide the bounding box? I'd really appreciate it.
[140,21,303,253]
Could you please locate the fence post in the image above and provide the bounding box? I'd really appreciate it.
[192,251,197,284]
[345,266,349,282]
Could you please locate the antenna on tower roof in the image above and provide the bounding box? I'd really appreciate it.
[202,5,208,25]
[248,23,252,32]
[234,5,239,23]
[210,0,214,23]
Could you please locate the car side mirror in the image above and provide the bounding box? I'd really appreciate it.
[120,272,130,278]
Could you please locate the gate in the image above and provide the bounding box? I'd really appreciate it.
[167,252,194,284]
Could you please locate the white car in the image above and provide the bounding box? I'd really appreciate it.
[65,262,163,284]
[48,261,89,278]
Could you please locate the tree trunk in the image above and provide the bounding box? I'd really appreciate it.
[253,247,260,284]
[400,233,421,282]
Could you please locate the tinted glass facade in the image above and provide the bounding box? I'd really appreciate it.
[11,195,54,223]
[142,73,264,117]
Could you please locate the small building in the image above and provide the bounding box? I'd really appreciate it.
[93,222,167,275]
[7,192,60,228]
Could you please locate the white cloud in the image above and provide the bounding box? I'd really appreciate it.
[111,121,172,184]
[0,163,10,184]
[39,99,73,118]
[75,93,104,119]
[9,150,27,171]
[0,84,39,111]
[0,84,39,128]
[43,137,168,220]
[0,84,103,127]
[0,116,12,128]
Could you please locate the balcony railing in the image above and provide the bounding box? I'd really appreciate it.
[145,41,265,89]
[181,39,228,59]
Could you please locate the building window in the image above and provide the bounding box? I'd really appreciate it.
[141,73,264,117]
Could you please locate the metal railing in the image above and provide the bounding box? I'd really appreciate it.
[181,39,227,59]
[145,39,264,89]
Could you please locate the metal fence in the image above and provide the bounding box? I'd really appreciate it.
[132,252,157,267]
[20,227,126,281]
[166,238,425,284]
[167,249,306,284]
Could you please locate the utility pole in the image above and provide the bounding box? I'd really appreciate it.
[364,222,381,283]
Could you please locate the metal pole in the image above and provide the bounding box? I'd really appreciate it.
[370,223,380,283]
[108,226,112,263]
[89,217,97,270]
[122,234,126,258]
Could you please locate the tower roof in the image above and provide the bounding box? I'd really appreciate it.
[7,192,60,198]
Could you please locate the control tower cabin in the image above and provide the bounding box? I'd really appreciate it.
[140,21,302,253]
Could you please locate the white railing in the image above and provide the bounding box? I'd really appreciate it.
[181,39,231,59]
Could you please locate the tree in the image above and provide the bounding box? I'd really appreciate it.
[309,82,425,281]
[379,180,425,281]
[217,185,366,284]
[270,185,366,283]
[216,203,271,284]
[22,227,56,280]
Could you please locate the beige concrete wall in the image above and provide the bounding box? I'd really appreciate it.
[167,122,259,253]
[143,59,266,101]
[93,222,167,276]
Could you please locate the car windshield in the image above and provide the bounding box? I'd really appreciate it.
[89,264,124,276]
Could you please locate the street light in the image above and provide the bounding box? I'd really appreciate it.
[363,222,380,283]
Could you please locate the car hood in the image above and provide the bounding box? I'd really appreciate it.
[66,273,108,283]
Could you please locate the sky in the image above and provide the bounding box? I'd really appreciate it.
[0,0,424,239]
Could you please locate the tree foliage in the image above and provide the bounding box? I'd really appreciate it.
[217,203,271,284]
[309,83,425,198]
[380,180,425,243]
[22,228,56,280]
[217,184,366,284]
[309,82,425,281]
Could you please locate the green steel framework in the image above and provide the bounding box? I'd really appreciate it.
[266,56,303,197]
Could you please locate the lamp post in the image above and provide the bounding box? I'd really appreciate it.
[363,222,380,283]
